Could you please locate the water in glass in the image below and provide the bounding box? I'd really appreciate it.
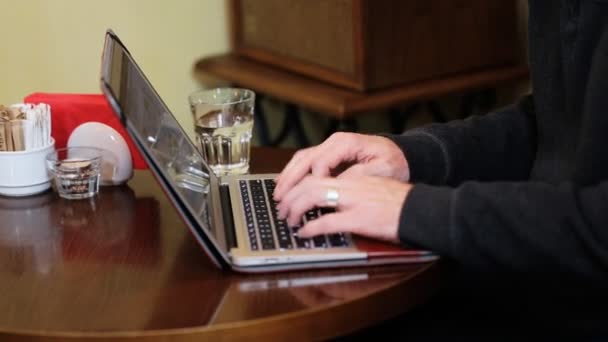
[193,108,253,175]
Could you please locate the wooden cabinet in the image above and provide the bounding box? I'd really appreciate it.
[229,0,521,91]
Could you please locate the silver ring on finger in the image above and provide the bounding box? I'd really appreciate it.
[325,187,340,207]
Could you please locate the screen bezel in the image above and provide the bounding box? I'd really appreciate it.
[99,29,230,269]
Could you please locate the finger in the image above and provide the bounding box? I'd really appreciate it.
[298,212,353,238]
[284,184,330,226]
[276,147,314,182]
[277,176,334,221]
[276,175,313,219]
[310,134,360,177]
[275,133,359,200]
[337,161,383,179]
[274,147,316,199]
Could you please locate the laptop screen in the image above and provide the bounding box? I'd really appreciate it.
[99,30,228,267]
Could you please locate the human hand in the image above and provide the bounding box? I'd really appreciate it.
[276,175,413,244]
[273,133,409,201]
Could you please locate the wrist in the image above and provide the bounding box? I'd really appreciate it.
[380,136,410,182]
[397,155,410,182]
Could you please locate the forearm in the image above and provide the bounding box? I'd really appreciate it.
[399,181,608,282]
[384,96,537,185]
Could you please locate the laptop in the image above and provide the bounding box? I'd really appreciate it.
[99,29,438,273]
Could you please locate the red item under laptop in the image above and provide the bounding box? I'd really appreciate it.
[23,93,147,169]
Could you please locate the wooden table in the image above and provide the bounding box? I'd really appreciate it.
[0,147,441,341]
[194,54,529,146]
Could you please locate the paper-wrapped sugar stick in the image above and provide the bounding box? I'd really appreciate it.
[8,106,25,120]
[0,107,11,150]
[0,105,10,121]
[10,120,24,151]
[22,116,34,151]
[0,119,7,151]
[3,117,13,151]
[42,103,51,147]
[0,103,52,151]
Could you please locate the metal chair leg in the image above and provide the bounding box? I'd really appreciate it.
[283,104,309,147]
[254,96,310,147]
[254,94,273,146]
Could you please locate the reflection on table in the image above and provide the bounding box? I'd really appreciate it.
[0,151,440,340]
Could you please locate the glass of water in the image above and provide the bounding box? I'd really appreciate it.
[188,88,255,176]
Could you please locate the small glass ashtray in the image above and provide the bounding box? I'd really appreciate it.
[46,147,102,200]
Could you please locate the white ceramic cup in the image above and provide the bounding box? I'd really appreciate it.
[0,138,55,197]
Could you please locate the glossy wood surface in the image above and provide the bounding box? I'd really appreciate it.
[0,147,441,341]
[194,54,529,118]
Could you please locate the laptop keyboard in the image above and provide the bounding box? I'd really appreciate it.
[240,179,350,251]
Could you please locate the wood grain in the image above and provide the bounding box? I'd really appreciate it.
[229,0,521,91]
[0,147,441,341]
[194,54,529,118]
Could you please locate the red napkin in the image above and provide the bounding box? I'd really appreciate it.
[23,93,147,169]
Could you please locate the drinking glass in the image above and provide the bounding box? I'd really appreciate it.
[188,88,255,176]
[46,147,102,199]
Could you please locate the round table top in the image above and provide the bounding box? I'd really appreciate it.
[0,147,441,341]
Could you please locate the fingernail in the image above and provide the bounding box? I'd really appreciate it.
[277,207,286,219]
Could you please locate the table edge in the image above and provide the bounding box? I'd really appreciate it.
[0,261,442,341]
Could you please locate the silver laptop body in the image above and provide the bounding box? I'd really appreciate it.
[100,29,437,273]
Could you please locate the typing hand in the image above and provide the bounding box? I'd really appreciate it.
[273,133,409,202]
[276,175,412,244]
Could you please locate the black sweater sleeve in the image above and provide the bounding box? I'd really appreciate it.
[399,181,608,282]
[384,1,608,285]
[383,96,537,185]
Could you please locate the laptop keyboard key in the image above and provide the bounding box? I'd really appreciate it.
[250,179,276,250]
[320,207,335,215]
[278,234,293,249]
[313,235,327,248]
[242,179,349,252]
[291,226,309,249]
[275,221,293,249]
[328,233,348,247]
[241,181,260,251]
[266,184,293,249]
[295,236,311,249]
[305,209,319,221]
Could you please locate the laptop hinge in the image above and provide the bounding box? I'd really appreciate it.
[219,184,238,250]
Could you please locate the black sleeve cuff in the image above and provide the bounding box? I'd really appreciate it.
[398,184,453,256]
[380,132,449,184]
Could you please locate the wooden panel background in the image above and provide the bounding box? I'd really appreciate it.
[230,0,520,91]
